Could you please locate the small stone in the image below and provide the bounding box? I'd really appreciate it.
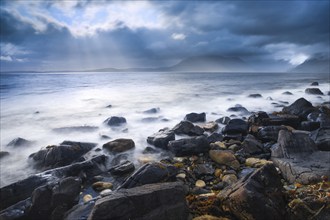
[211,141,226,149]
[176,173,186,179]
[83,194,93,203]
[245,158,272,168]
[92,182,113,191]
[202,121,219,132]
[228,144,240,152]
[214,169,222,178]
[137,155,156,164]
[100,189,112,197]
[195,180,206,188]
[209,150,240,170]
[222,174,238,186]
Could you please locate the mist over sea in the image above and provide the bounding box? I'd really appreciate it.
[1,71,329,186]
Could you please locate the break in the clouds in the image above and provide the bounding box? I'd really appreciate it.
[0,0,329,71]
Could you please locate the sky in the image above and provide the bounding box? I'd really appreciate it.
[0,0,329,72]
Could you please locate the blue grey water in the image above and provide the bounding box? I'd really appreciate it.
[0,72,329,186]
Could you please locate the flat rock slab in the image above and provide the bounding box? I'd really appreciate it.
[88,182,188,220]
[272,151,330,184]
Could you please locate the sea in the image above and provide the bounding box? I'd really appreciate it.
[0,71,329,186]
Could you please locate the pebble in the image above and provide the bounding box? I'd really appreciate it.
[92,181,113,191]
[214,169,222,177]
[176,173,186,179]
[195,180,206,188]
[100,189,113,197]
[83,194,93,203]
[222,174,238,186]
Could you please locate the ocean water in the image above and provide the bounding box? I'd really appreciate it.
[0,71,329,186]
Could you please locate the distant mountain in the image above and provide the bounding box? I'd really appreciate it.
[89,55,252,72]
[291,58,330,73]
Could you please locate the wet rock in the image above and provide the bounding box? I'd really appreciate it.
[184,112,206,122]
[305,88,324,95]
[103,138,135,153]
[300,121,320,131]
[209,150,240,170]
[0,151,9,159]
[218,164,286,220]
[109,160,135,175]
[193,164,215,177]
[266,113,301,128]
[207,132,224,143]
[141,117,161,122]
[147,128,175,149]
[104,116,127,126]
[202,121,219,132]
[237,134,264,157]
[227,106,250,115]
[118,162,178,189]
[310,82,319,86]
[142,146,160,154]
[248,93,262,98]
[257,126,288,142]
[248,111,269,126]
[100,189,112,197]
[92,182,113,191]
[168,136,210,157]
[7,137,33,147]
[143,107,160,114]
[89,182,188,220]
[222,119,249,138]
[63,202,95,220]
[310,128,330,151]
[52,126,98,133]
[31,141,96,170]
[216,116,230,125]
[172,120,204,136]
[282,98,316,119]
[282,91,293,95]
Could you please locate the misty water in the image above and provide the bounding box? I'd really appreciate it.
[1,71,329,186]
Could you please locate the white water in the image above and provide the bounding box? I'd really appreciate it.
[1,72,329,186]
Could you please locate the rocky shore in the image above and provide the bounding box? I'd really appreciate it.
[1,83,330,220]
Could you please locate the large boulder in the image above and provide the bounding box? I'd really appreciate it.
[147,128,175,149]
[168,136,210,156]
[31,141,96,170]
[218,164,287,220]
[266,114,301,128]
[305,88,324,95]
[248,111,269,126]
[257,126,288,142]
[184,112,206,122]
[310,128,330,151]
[88,182,188,220]
[104,116,127,126]
[102,138,135,153]
[118,162,178,189]
[172,120,204,136]
[222,119,248,140]
[282,98,316,119]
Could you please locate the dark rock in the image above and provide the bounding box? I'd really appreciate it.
[266,113,301,128]
[300,121,320,131]
[282,98,316,119]
[63,202,95,220]
[89,182,188,220]
[31,141,96,170]
[191,187,211,195]
[0,198,32,219]
[248,111,269,126]
[307,111,321,121]
[142,146,160,154]
[52,126,98,133]
[106,104,112,108]
[143,107,160,114]
[211,182,225,190]
[222,119,249,137]
[172,120,204,136]
[282,91,293,95]
[258,126,288,142]
[184,112,206,122]
[147,128,175,149]
[104,116,126,126]
[109,160,135,175]
[28,185,53,219]
[310,82,319,86]
[141,117,160,122]
[168,136,210,157]
[248,93,262,98]
[237,134,264,157]
[305,88,324,95]
[227,106,250,115]
[118,162,178,189]
[6,137,33,147]
[216,116,230,124]
[193,164,214,177]
[207,132,224,143]
[0,151,9,159]
[310,128,330,151]
[218,164,287,220]
[102,138,135,153]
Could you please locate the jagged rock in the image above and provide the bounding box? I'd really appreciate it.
[207,132,224,143]
[282,98,316,119]
[172,120,204,136]
[237,134,265,157]
[193,164,214,177]
[31,141,96,170]
[209,150,240,170]
[184,112,206,122]
[248,111,269,126]
[89,182,188,220]
[118,162,178,189]
[257,126,288,142]
[216,116,230,125]
[218,164,286,220]
[310,128,330,151]
[109,160,135,175]
[282,91,293,95]
[300,121,320,131]
[248,93,262,98]
[147,128,175,149]
[168,136,210,156]
[102,138,135,153]
[104,116,127,126]
[7,137,33,147]
[0,151,9,159]
[222,119,249,138]
[305,88,324,95]
[143,107,160,114]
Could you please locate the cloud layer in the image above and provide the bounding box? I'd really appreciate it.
[0,0,329,71]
